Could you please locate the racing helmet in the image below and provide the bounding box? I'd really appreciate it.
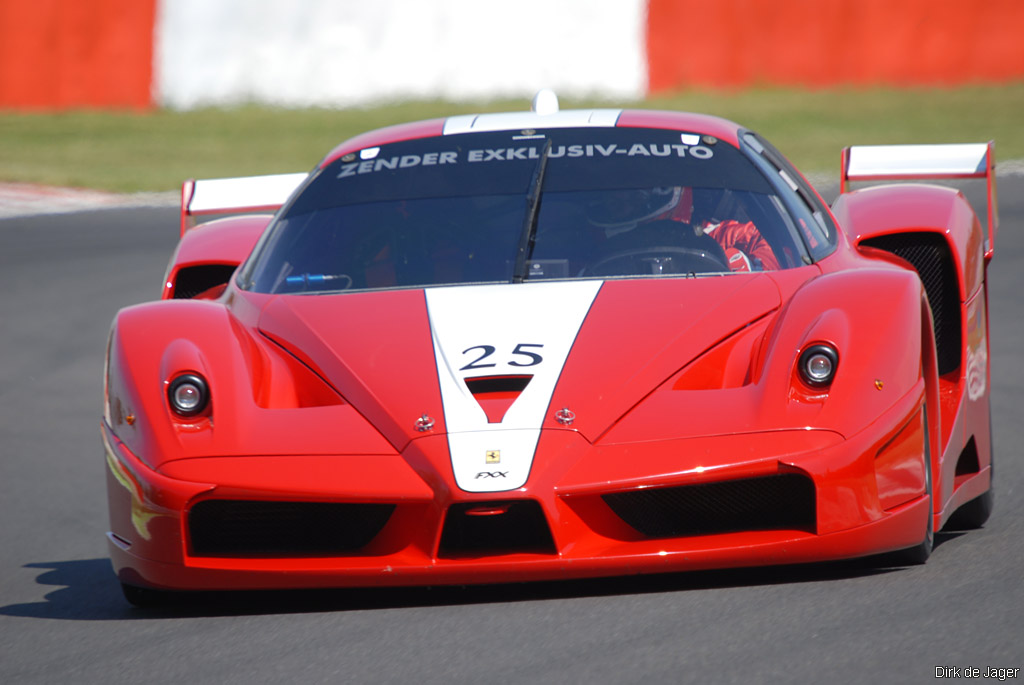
[586,187,686,230]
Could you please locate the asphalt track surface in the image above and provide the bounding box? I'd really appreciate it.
[1,181,1021,684]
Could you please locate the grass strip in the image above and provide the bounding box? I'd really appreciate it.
[1,83,1020,193]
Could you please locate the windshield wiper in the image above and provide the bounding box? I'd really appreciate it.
[512,139,552,283]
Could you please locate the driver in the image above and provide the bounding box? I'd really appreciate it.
[664,187,780,272]
[586,186,779,272]
[585,187,684,238]
[697,217,779,272]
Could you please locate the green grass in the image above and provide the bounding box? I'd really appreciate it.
[1,84,1021,193]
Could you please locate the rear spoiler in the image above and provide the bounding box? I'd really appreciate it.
[180,172,308,236]
[840,141,998,260]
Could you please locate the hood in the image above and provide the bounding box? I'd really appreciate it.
[257,275,781,491]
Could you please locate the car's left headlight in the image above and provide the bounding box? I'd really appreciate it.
[798,344,839,388]
[167,373,210,417]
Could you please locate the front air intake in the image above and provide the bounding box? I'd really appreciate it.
[188,500,394,557]
[439,500,556,557]
[602,473,815,538]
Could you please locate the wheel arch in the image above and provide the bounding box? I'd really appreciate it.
[919,288,943,531]
[162,214,272,300]
[834,184,987,379]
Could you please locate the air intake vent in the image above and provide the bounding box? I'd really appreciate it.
[465,375,532,423]
[173,264,237,299]
[188,500,394,557]
[439,500,556,557]
[602,473,815,538]
[860,232,961,375]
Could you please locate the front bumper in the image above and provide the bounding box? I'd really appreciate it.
[104,385,929,591]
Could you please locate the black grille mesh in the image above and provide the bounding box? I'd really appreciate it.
[173,264,237,299]
[860,233,961,375]
[602,473,815,538]
[439,500,556,557]
[188,500,394,557]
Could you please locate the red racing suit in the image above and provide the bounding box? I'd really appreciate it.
[701,220,780,272]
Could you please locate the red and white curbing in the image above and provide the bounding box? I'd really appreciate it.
[0,183,177,220]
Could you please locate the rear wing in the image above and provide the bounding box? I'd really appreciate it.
[180,172,308,236]
[840,141,998,260]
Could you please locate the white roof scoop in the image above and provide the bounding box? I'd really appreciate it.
[442,91,618,134]
[531,89,560,115]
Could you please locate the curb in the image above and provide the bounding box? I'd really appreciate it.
[0,183,177,220]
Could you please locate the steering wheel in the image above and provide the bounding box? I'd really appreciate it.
[582,246,731,277]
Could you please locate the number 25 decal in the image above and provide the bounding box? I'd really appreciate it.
[460,343,544,371]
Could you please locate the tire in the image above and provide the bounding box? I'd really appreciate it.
[944,416,994,530]
[891,499,933,565]
[945,488,994,530]
[890,406,934,565]
[121,582,171,608]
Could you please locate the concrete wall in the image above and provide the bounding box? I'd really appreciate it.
[155,0,647,108]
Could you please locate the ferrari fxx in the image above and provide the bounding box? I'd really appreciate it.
[104,92,997,605]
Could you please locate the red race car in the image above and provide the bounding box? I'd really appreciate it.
[103,93,997,605]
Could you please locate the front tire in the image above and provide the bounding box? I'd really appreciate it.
[121,582,172,608]
[891,405,934,565]
[892,499,933,565]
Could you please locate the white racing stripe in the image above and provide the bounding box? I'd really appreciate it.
[426,280,602,492]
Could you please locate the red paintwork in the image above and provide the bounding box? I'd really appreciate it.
[320,119,448,167]
[179,180,194,236]
[840,141,997,260]
[615,110,743,147]
[161,214,271,299]
[832,184,985,299]
[104,109,995,594]
[832,182,993,530]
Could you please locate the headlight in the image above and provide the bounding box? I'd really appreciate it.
[167,373,209,416]
[798,344,838,388]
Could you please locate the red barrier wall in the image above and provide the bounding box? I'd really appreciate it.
[647,0,1024,92]
[2,0,1022,109]
[0,0,156,110]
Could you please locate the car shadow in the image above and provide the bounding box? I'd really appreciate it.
[1,532,963,621]
[1,559,132,621]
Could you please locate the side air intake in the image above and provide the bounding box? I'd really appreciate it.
[188,500,394,557]
[172,264,238,299]
[860,232,961,375]
[603,473,815,538]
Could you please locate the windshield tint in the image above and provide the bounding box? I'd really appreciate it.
[241,127,808,294]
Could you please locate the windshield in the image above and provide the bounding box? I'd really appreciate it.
[241,127,809,294]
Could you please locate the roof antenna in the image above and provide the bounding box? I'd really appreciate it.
[531,89,559,115]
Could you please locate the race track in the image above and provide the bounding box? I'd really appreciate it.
[1,181,1021,683]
